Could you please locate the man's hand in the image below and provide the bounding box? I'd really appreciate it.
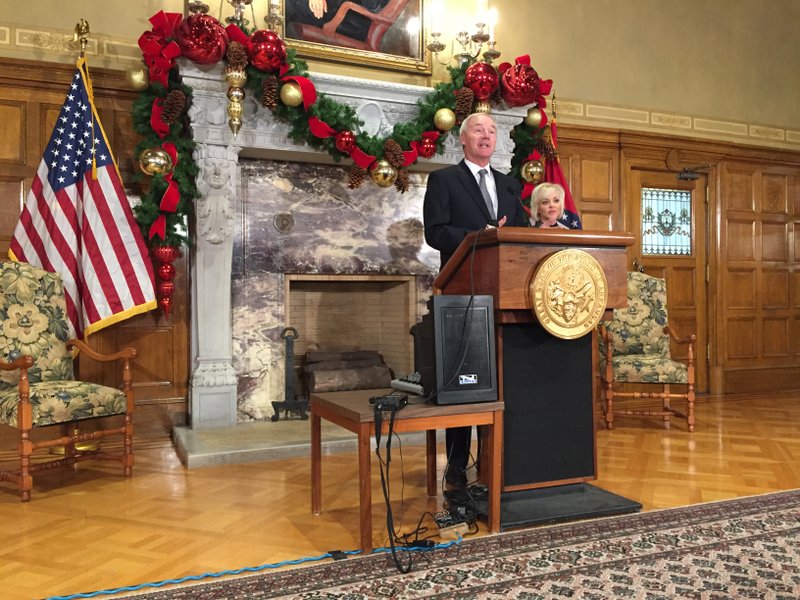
[309,0,327,19]
[484,216,507,230]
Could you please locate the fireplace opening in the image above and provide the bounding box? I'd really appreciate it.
[285,274,417,392]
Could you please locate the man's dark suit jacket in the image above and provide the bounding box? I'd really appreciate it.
[423,160,529,269]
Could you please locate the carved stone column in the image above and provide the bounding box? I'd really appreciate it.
[189,143,240,428]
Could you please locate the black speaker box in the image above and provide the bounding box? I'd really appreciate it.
[411,295,497,405]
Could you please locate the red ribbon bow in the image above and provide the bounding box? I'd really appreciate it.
[138,12,183,87]
[150,98,169,138]
[282,75,317,111]
[148,142,180,240]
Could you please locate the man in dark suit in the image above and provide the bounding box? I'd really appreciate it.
[423,112,528,489]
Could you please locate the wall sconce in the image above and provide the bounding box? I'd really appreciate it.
[427,4,499,65]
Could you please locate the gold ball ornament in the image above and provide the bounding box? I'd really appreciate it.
[521,159,545,183]
[433,108,456,132]
[138,148,173,176]
[279,82,303,107]
[524,106,543,128]
[125,63,150,91]
[369,159,398,187]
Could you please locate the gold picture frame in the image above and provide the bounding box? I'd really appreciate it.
[282,0,431,75]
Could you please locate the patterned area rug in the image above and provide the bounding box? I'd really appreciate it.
[113,490,800,599]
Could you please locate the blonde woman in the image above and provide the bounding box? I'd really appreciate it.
[530,182,571,228]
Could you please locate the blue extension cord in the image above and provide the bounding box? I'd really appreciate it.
[45,536,463,600]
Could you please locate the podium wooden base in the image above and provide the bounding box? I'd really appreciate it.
[501,324,596,489]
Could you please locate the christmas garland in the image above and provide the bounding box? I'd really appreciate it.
[132,10,554,248]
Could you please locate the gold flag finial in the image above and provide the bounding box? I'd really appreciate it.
[73,19,90,56]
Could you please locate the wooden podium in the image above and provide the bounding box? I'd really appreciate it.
[433,227,634,491]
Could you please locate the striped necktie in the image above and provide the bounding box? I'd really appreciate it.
[478,169,496,221]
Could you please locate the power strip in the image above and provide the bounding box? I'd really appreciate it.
[438,521,469,540]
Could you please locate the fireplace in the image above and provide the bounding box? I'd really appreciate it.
[286,274,416,379]
[180,60,523,428]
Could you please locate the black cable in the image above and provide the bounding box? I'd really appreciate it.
[374,403,412,574]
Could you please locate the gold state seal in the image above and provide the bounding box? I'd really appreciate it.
[529,249,608,339]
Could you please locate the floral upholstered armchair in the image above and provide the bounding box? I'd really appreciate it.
[599,270,695,432]
[0,261,137,501]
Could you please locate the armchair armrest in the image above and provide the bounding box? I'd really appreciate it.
[67,339,137,362]
[0,355,34,371]
[665,325,696,347]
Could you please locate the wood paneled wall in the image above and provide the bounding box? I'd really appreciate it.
[0,57,798,421]
[557,128,800,395]
[0,58,188,436]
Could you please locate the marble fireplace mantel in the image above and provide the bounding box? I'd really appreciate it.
[179,59,524,429]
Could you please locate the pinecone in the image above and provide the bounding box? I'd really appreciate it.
[226,41,248,70]
[348,165,367,189]
[161,89,187,124]
[261,75,278,111]
[394,168,409,194]
[383,139,405,169]
[454,87,475,123]
[533,137,557,162]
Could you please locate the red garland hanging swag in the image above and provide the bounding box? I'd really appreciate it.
[133,9,565,316]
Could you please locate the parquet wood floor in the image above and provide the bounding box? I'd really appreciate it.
[1,393,799,599]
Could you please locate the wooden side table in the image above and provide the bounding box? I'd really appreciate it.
[310,388,504,552]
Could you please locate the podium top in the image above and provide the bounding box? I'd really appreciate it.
[433,227,635,312]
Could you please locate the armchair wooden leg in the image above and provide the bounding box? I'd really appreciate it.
[123,413,134,477]
[604,386,614,430]
[20,433,33,502]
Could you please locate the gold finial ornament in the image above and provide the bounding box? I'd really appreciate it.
[224,66,247,136]
[73,19,90,56]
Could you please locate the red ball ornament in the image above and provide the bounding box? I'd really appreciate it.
[152,244,180,264]
[158,280,176,299]
[500,62,541,107]
[418,137,436,159]
[175,14,228,65]
[335,130,356,153]
[158,263,176,282]
[464,62,499,102]
[246,30,287,73]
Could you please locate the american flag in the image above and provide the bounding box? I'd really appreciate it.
[9,57,156,338]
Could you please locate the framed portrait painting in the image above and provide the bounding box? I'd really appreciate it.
[282,0,431,74]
